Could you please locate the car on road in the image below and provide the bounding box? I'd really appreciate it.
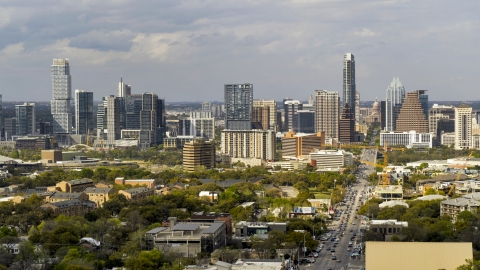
[331,249,336,252]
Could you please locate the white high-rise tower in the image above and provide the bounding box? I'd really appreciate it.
[51,59,72,134]
[385,77,406,131]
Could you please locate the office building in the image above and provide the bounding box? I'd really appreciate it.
[284,100,303,132]
[224,84,253,130]
[74,90,94,135]
[252,105,270,130]
[343,53,356,120]
[96,99,107,140]
[293,110,315,133]
[428,104,455,137]
[16,103,36,136]
[380,100,386,130]
[178,115,215,140]
[395,91,428,133]
[380,131,432,148]
[202,102,211,112]
[282,131,325,159]
[315,90,339,140]
[155,98,166,144]
[125,94,143,129]
[106,96,121,142]
[417,90,429,118]
[221,129,276,161]
[4,118,15,140]
[51,59,72,134]
[253,99,277,131]
[385,77,406,131]
[183,139,215,172]
[141,93,158,144]
[118,77,131,129]
[355,91,360,124]
[454,103,472,150]
[339,104,355,142]
[309,150,353,169]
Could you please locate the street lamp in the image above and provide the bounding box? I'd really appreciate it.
[334,179,337,190]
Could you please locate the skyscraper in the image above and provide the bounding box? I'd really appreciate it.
[253,99,277,131]
[454,104,472,150]
[224,84,253,130]
[0,95,3,139]
[51,59,72,134]
[395,91,428,133]
[118,77,131,129]
[339,104,355,142]
[284,100,303,132]
[106,96,121,142]
[16,103,35,136]
[385,77,406,131]
[355,91,360,125]
[343,53,356,118]
[141,93,158,145]
[315,90,339,140]
[75,90,94,135]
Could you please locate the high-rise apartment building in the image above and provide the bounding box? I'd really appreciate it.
[454,104,472,150]
[253,99,277,131]
[284,100,303,132]
[51,59,72,134]
[221,129,276,161]
[428,104,455,138]
[315,90,339,140]
[106,96,121,141]
[395,91,428,133]
[16,103,36,136]
[252,105,270,130]
[224,84,253,130]
[293,110,315,133]
[343,53,356,119]
[183,139,215,172]
[385,77,406,131]
[125,94,143,129]
[74,90,94,135]
[118,77,131,129]
[4,118,16,140]
[339,104,355,142]
[0,95,3,139]
[141,93,158,145]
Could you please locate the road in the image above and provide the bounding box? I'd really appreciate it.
[302,175,367,269]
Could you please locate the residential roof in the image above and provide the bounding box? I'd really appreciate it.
[50,192,85,199]
[122,187,152,195]
[441,197,480,207]
[84,187,115,194]
[41,199,96,209]
[65,178,94,185]
[462,192,480,201]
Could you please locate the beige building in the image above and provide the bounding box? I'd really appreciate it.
[454,103,472,150]
[55,178,94,193]
[366,242,472,270]
[83,187,118,207]
[183,139,215,172]
[440,197,480,222]
[282,131,325,159]
[40,199,96,217]
[41,150,62,163]
[114,177,155,188]
[47,192,89,203]
[119,187,154,201]
[221,129,276,161]
[373,185,403,201]
[315,90,339,140]
[253,99,277,131]
[395,91,428,133]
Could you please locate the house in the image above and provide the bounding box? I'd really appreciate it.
[55,178,94,193]
[40,199,96,216]
[114,177,155,188]
[83,187,118,207]
[199,191,221,202]
[191,212,233,243]
[119,187,154,201]
[47,192,89,203]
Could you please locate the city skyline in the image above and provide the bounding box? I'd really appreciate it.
[0,1,477,102]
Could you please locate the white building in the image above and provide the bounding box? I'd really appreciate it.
[309,150,353,169]
[380,131,432,148]
[51,59,72,134]
[315,90,339,140]
[441,132,455,147]
[454,104,472,150]
[221,129,276,161]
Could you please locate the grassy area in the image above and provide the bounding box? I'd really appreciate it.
[309,188,333,199]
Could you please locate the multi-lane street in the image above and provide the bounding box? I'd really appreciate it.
[299,150,377,270]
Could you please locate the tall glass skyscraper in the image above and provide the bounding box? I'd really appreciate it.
[75,90,94,135]
[385,77,406,131]
[343,53,356,119]
[16,103,35,136]
[224,84,253,130]
[51,59,72,134]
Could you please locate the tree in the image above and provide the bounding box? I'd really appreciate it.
[456,259,480,270]
[124,250,163,270]
[12,241,38,270]
[425,188,437,195]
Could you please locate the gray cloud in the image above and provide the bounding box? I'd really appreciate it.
[0,0,478,102]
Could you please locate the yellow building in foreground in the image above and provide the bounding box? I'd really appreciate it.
[366,242,472,270]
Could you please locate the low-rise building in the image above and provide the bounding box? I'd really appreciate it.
[83,187,118,207]
[369,219,408,236]
[114,177,155,189]
[150,219,227,257]
[380,130,432,148]
[47,192,89,203]
[234,221,287,238]
[309,150,353,169]
[56,178,94,193]
[372,185,403,201]
[119,187,154,201]
[40,199,96,216]
[440,196,480,222]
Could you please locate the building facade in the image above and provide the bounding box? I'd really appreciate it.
[429,104,455,138]
[51,59,72,134]
[16,103,36,136]
[224,84,253,130]
[380,131,432,148]
[315,90,339,140]
[293,110,315,133]
[339,104,355,142]
[75,90,94,135]
[183,139,215,172]
[253,99,277,131]
[282,131,325,159]
[385,77,406,131]
[284,100,303,132]
[455,103,472,150]
[343,53,356,120]
[395,91,428,133]
[221,129,276,161]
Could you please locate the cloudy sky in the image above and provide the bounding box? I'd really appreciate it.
[0,0,478,102]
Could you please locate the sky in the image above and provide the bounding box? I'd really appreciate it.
[0,0,478,102]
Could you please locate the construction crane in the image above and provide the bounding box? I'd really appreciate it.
[447,151,474,197]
